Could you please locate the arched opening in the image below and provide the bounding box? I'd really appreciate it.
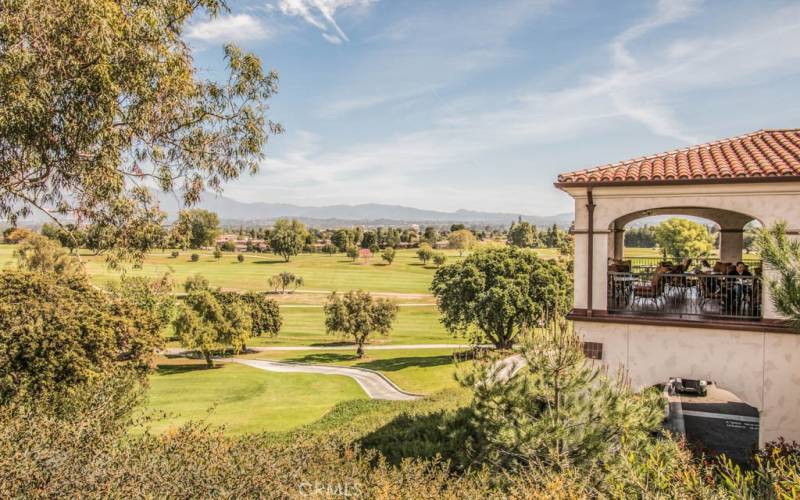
[606,208,764,321]
[661,378,760,465]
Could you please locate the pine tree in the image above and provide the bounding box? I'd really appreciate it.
[458,319,663,471]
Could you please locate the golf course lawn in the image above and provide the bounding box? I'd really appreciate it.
[245,348,468,394]
[0,244,560,294]
[143,359,368,435]
[247,305,459,347]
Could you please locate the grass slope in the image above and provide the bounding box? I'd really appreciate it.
[245,348,467,394]
[143,359,367,435]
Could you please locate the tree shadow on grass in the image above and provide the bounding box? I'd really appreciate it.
[156,364,224,375]
[355,354,454,372]
[358,407,477,467]
[252,259,288,265]
[308,341,357,348]
[287,352,358,364]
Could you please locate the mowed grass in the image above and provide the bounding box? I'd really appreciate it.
[246,305,459,347]
[245,348,467,394]
[142,358,368,435]
[0,244,563,295]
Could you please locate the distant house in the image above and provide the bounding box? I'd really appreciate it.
[555,129,800,446]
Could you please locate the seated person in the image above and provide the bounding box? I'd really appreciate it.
[698,259,713,273]
[725,262,753,314]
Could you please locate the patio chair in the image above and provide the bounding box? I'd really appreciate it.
[632,267,668,311]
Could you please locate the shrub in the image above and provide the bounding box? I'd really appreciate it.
[170,250,179,258]
[190,253,200,262]
[237,254,245,263]
[0,271,161,404]
[183,274,209,293]
[213,249,222,260]
[368,243,380,254]
[220,241,236,252]
[432,252,447,267]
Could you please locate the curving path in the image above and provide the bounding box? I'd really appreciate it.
[233,358,422,401]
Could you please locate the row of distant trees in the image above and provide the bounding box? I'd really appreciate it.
[21,208,575,263]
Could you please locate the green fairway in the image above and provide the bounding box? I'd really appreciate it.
[142,359,368,435]
[0,244,564,295]
[247,305,459,347]
[246,348,467,394]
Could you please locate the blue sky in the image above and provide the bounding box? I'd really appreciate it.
[187,0,800,215]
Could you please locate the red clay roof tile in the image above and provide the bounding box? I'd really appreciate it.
[556,129,800,185]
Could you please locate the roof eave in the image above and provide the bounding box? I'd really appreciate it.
[553,175,800,190]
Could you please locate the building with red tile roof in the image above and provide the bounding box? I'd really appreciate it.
[556,129,800,186]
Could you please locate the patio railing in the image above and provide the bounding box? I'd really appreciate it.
[625,256,762,274]
[607,271,762,320]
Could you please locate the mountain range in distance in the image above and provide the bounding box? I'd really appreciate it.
[154,191,574,229]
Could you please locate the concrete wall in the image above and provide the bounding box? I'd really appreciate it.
[574,320,800,446]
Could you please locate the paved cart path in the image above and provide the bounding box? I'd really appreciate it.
[233,358,422,401]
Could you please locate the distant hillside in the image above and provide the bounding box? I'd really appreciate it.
[153,191,573,228]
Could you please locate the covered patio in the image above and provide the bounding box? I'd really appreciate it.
[606,207,762,321]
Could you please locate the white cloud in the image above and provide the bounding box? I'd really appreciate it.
[225,1,800,213]
[188,14,271,43]
[277,0,375,43]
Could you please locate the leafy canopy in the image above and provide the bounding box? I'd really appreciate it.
[653,218,715,260]
[324,290,398,358]
[756,221,800,331]
[269,218,308,262]
[0,0,281,263]
[0,270,162,403]
[431,246,571,348]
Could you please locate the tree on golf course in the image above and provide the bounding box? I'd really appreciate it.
[431,247,571,349]
[324,290,399,358]
[269,219,308,262]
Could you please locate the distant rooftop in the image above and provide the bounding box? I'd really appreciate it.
[556,129,800,186]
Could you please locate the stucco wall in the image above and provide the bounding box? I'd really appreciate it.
[563,181,800,320]
[574,320,800,446]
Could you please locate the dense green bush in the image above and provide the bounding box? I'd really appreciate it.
[0,271,161,404]
[170,250,179,258]
[237,253,245,263]
[190,253,199,262]
[431,246,571,348]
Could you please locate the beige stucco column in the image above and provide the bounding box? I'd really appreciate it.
[612,228,624,260]
[719,228,744,263]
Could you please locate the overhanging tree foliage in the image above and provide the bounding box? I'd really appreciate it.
[756,222,800,331]
[0,270,162,403]
[0,0,282,263]
[431,247,571,349]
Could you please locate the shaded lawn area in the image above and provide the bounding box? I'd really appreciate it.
[141,358,367,435]
[246,348,468,394]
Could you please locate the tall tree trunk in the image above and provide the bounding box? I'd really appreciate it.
[356,341,365,358]
[203,349,213,368]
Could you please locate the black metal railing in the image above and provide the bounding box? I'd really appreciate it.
[608,271,762,320]
[624,256,762,275]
